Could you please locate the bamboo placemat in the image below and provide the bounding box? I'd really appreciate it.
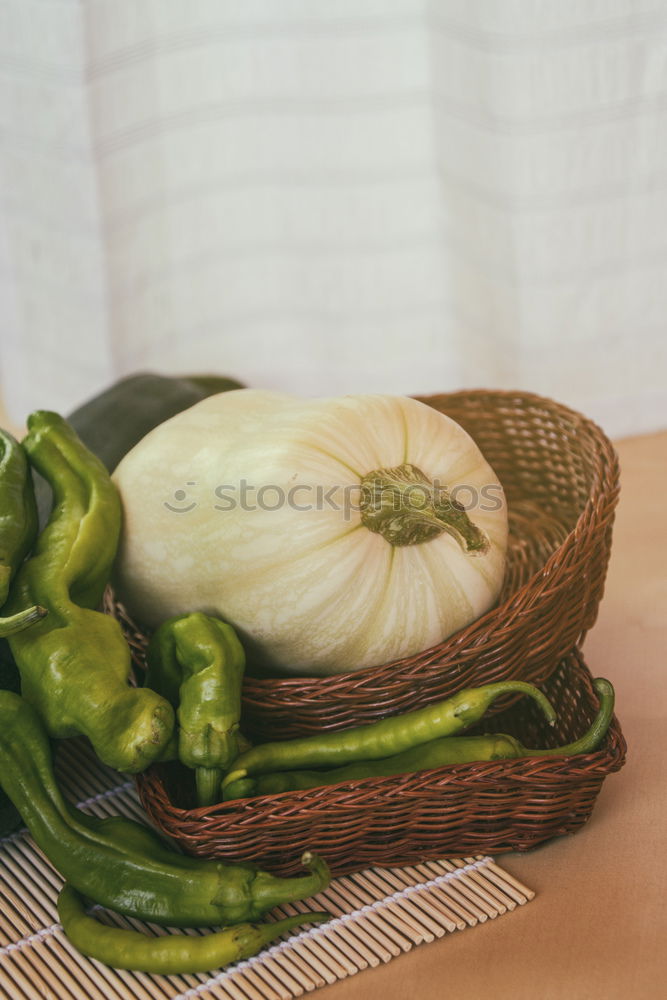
[0,739,534,1000]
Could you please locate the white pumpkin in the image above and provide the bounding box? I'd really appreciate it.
[111,390,508,676]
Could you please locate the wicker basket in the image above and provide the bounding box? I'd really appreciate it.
[136,648,626,876]
[112,388,620,740]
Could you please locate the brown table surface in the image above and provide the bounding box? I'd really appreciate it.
[1,399,665,998]
[314,429,667,1000]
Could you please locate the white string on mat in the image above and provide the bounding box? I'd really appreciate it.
[0,905,110,959]
[76,781,135,811]
[0,923,61,957]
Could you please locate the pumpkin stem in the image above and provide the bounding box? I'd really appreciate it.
[359,463,489,552]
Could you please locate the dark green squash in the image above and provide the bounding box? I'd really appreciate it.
[34,372,244,526]
[0,639,22,834]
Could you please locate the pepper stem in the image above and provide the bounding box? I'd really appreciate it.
[0,604,47,638]
[248,851,331,917]
[451,680,558,731]
[519,678,615,757]
[195,766,222,807]
[359,463,489,551]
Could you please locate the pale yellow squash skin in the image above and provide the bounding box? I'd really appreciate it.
[111,390,508,676]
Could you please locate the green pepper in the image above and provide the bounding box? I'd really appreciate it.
[146,612,246,806]
[223,679,615,799]
[221,679,557,791]
[57,883,328,974]
[0,428,46,636]
[4,411,174,773]
[0,689,331,927]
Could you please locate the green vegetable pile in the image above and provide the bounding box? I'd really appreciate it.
[0,691,329,973]
[0,373,617,976]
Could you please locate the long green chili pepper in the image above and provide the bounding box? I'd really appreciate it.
[0,428,46,636]
[57,884,328,974]
[0,690,331,927]
[4,411,174,773]
[221,680,557,790]
[146,613,246,807]
[223,678,615,800]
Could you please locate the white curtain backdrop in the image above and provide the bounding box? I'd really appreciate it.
[1,0,666,438]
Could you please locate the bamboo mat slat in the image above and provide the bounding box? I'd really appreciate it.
[0,738,535,1000]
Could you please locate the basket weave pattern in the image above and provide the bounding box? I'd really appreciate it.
[136,649,626,876]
